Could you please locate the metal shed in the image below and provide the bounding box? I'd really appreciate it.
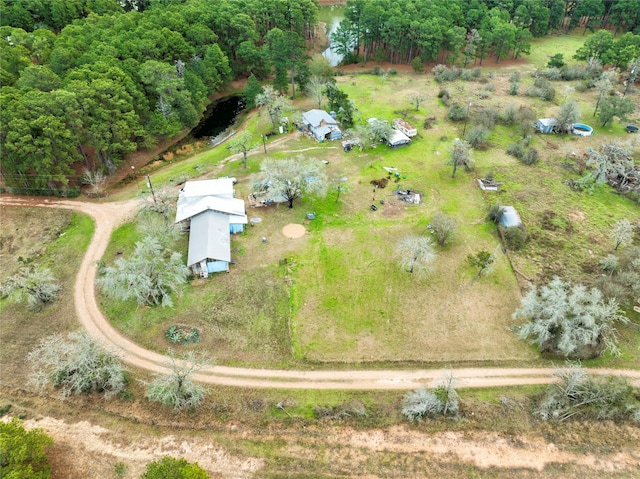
[536,118,558,134]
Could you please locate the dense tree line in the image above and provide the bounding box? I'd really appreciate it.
[0,0,318,194]
[333,0,640,65]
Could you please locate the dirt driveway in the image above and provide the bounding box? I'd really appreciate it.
[1,194,639,390]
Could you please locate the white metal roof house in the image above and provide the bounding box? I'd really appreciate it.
[175,178,247,277]
[302,109,342,142]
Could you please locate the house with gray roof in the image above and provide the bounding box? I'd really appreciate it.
[302,109,342,142]
[175,178,247,277]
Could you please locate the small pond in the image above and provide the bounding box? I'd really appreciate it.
[190,95,245,143]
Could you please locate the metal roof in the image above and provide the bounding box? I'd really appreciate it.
[181,178,234,198]
[187,211,231,267]
[175,195,247,223]
[500,206,522,228]
[302,109,337,127]
[387,129,411,146]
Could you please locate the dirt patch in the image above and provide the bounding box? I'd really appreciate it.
[282,223,307,239]
[11,416,263,479]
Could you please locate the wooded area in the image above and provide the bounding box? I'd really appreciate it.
[1,0,638,195]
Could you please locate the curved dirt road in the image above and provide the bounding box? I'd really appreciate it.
[2,195,639,390]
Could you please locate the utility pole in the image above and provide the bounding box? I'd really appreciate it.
[146,175,157,205]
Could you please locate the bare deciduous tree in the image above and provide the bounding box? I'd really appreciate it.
[448,138,474,178]
[306,75,328,109]
[396,236,436,277]
[81,169,108,197]
[96,236,187,307]
[145,351,208,410]
[28,330,125,399]
[227,131,256,169]
[611,218,634,251]
[514,277,628,359]
[254,155,328,209]
[255,86,292,132]
[408,92,427,112]
[430,212,457,247]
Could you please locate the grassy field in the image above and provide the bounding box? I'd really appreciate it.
[92,46,640,368]
[0,208,94,388]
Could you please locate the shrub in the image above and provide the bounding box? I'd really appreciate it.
[483,83,495,92]
[506,142,525,159]
[387,67,397,75]
[402,375,459,421]
[536,364,640,422]
[575,81,589,92]
[0,266,61,310]
[410,57,424,73]
[465,124,490,148]
[509,71,521,83]
[145,352,208,410]
[522,148,540,165]
[28,330,126,399]
[430,211,457,247]
[141,456,208,479]
[501,225,528,250]
[547,53,565,69]
[448,104,468,121]
[501,105,518,125]
[433,64,460,82]
[508,82,519,95]
[472,67,482,78]
[165,325,201,344]
[487,203,504,223]
[460,68,474,81]
[371,65,384,76]
[313,399,367,419]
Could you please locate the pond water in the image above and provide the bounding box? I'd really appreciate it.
[319,5,346,66]
[190,95,245,143]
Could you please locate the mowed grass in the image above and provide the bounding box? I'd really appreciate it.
[97,37,638,367]
[0,209,94,388]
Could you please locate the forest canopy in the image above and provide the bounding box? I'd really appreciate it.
[1,0,638,195]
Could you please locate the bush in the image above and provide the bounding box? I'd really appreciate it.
[541,67,562,80]
[387,67,397,75]
[472,107,499,129]
[536,364,640,423]
[410,57,424,73]
[508,82,519,95]
[460,68,474,81]
[0,266,61,310]
[28,330,126,399]
[313,399,367,419]
[141,456,208,479]
[547,53,565,69]
[501,105,518,125]
[465,124,490,148]
[472,67,482,78]
[483,83,495,92]
[433,64,460,82]
[371,65,384,76]
[430,211,457,247]
[448,104,468,121]
[522,148,540,165]
[506,142,525,159]
[487,203,504,223]
[438,88,450,106]
[402,376,459,421]
[575,81,589,92]
[501,225,528,250]
[509,71,521,83]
